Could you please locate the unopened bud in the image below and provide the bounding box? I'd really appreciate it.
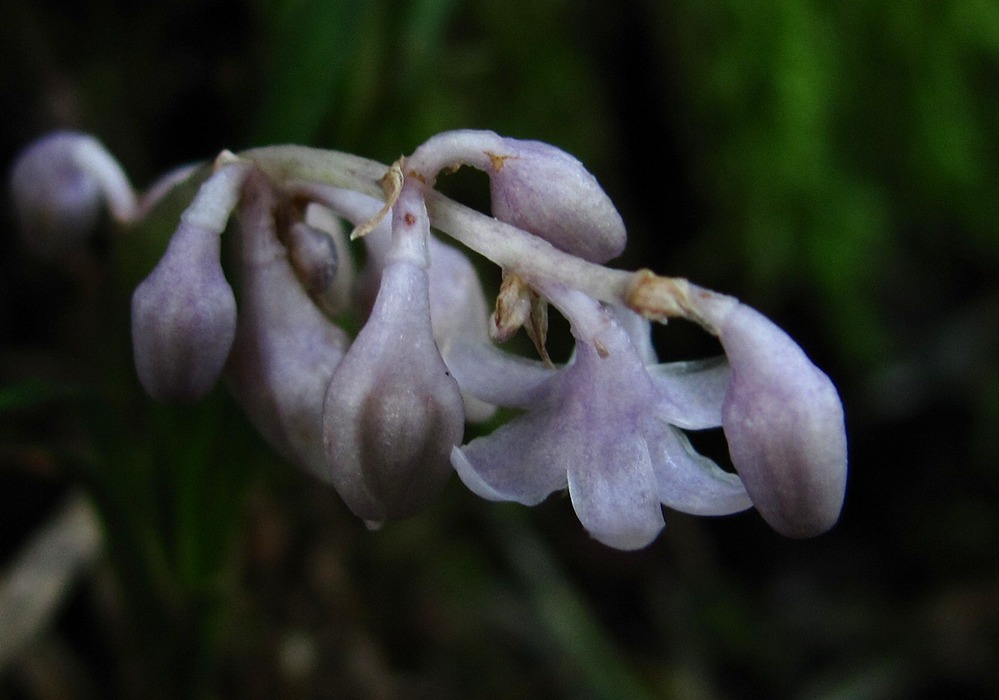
[130,161,249,401]
[407,130,626,263]
[323,182,464,521]
[696,293,848,538]
[9,131,136,257]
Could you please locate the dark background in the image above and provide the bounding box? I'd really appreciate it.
[1,1,997,698]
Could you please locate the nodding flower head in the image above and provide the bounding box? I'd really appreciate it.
[10,129,848,549]
[130,160,249,402]
[322,176,465,523]
[693,291,848,538]
[9,131,136,257]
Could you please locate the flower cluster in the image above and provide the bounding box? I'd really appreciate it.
[9,130,848,549]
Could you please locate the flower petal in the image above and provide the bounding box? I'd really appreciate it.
[650,357,730,430]
[566,434,663,550]
[445,340,556,408]
[451,412,567,505]
[695,294,848,537]
[645,423,751,515]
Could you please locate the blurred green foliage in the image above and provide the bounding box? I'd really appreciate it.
[1,0,998,698]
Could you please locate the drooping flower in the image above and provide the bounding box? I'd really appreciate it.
[9,131,136,257]
[130,159,249,401]
[407,129,626,263]
[322,176,465,522]
[225,171,350,482]
[297,184,496,422]
[451,283,751,550]
[692,290,848,538]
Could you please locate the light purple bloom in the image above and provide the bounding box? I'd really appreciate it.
[452,284,751,550]
[225,171,350,481]
[407,130,626,262]
[11,129,848,543]
[487,138,626,263]
[130,161,249,402]
[300,184,496,422]
[694,292,848,538]
[9,131,136,257]
[322,179,465,522]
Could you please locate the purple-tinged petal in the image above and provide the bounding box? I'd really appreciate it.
[451,408,567,505]
[696,293,848,537]
[645,422,752,515]
[445,339,556,409]
[611,305,729,429]
[566,434,663,551]
[650,358,730,430]
[556,340,664,550]
[426,237,496,422]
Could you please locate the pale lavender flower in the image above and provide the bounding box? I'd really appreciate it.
[693,290,848,538]
[10,129,848,544]
[225,171,350,481]
[452,284,751,550]
[9,131,136,257]
[298,184,496,422]
[130,160,248,401]
[322,177,465,522]
[407,130,626,262]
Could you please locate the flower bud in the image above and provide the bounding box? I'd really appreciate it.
[287,203,354,317]
[488,138,626,263]
[300,183,495,422]
[407,130,626,262]
[697,294,847,537]
[322,181,464,522]
[130,161,248,401]
[286,219,338,298]
[225,172,350,481]
[9,131,136,257]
